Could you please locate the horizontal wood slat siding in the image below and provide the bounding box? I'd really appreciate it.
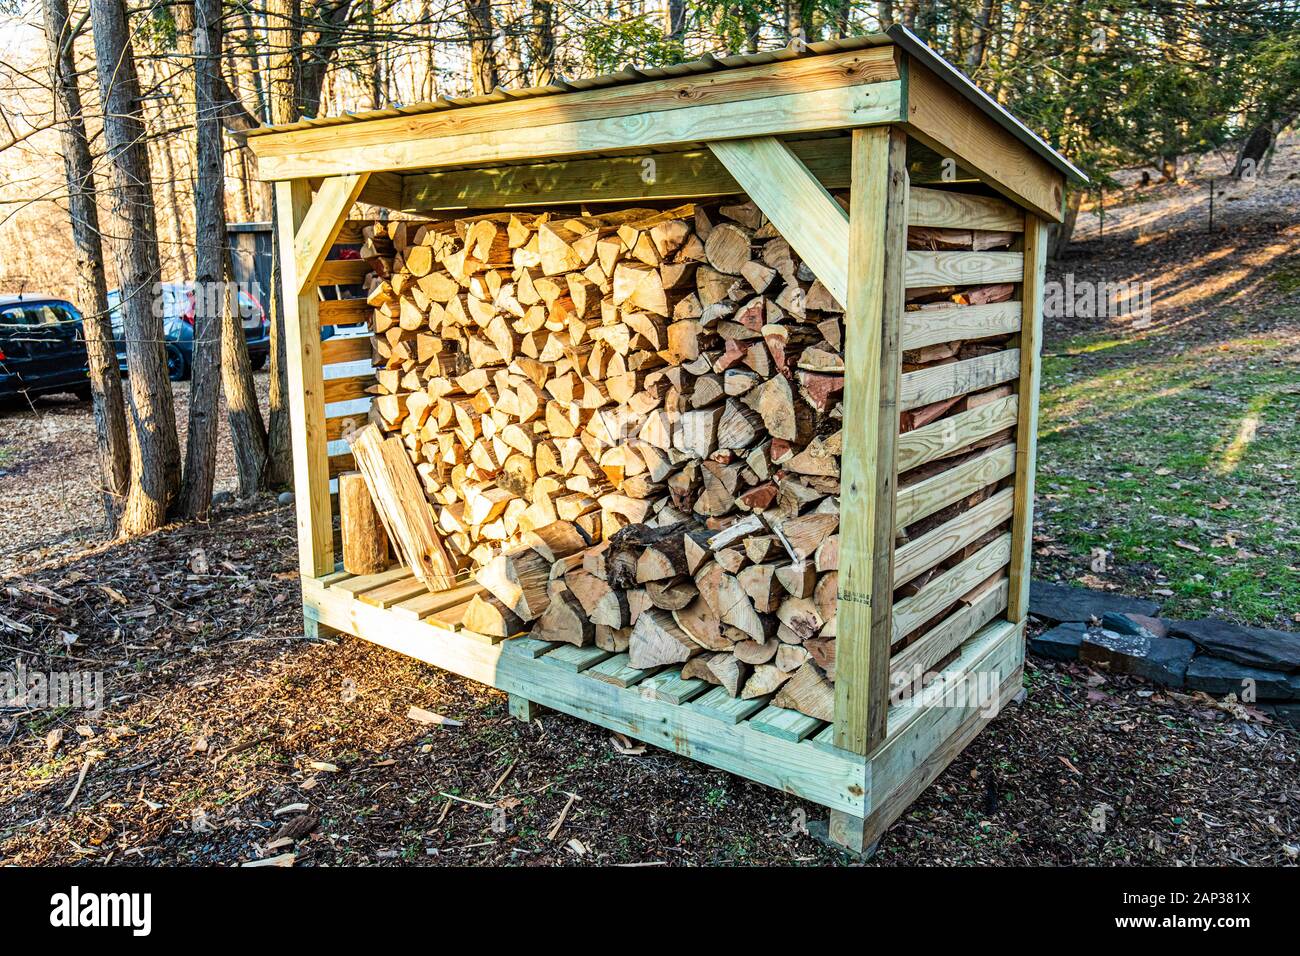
[907,187,1023,232]
[321,334,373,365]
[889,580,1009,680]
[895,443,1016,529]
[892,533,1012,641]
[893,487,1015,587]
[318,298,369,326]
[899,348,1020,411]
[895,394,1018,473]
[904,251,1023,287]
[326,409,370,441]
[317,259,371,285]
[322,374,375,404]
[900,301,1022,351]
[328,452,355,477]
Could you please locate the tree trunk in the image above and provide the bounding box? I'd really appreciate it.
[222,255,269,495]
[90,0,182,534]
[995,1,1030,104]
[178,0,229,518]
[41,0,130,534]
[529,1,554,85]
[467,0,499,95]
[788,1,806,43]
[876,2,894,29]
[667,0,686,41]
[829,0,851,37]
[746,14,760,52]
[239,8,268,120]
[1234,116,1293,179]
[965,0,995,74]
[361,0,384,108]
[297,0,355,118]
[216,16,268,496]
[1049,188,1082,258]
[262,0,300,490]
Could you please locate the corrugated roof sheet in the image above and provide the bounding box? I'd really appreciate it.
[244,26,1085,183]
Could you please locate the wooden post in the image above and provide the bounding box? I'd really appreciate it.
[275,179,335,587]
[508,694,544,722]
[1007,215,1047,623]
[833,126,908,758]
[275,172,371,602]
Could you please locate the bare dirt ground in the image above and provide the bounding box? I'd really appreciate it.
[0,374,270,574]
[1,153,1297,865]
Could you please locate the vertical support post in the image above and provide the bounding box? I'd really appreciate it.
[833,126,908,757]
[274,180,335,585]
[1008,215,1047,623]
[508,694,545,722]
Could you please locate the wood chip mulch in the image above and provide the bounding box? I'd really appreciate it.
[0,500,1294,867]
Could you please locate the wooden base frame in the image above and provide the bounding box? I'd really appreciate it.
[301,568,1024,849]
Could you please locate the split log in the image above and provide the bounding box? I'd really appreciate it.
[628,608,702,669]
[741,663,792,699]
[532,585,594,646]
[339,471,391,575]
[772,661,834,720]
[349,425,457,589]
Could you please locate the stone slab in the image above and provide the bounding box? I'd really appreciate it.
[1028,581,1160,624]
[1168,618,1300,673]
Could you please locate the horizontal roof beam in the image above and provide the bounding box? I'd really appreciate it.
[253,81,903,181]
[375,139,981,214]
[400,138,849,211]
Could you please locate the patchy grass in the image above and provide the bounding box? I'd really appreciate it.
[1268,257,1300,293]
[1036,325,1300,628]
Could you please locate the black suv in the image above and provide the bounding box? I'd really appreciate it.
[0,295,92,401]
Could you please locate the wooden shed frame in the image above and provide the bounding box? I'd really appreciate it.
[245,25,1083,855]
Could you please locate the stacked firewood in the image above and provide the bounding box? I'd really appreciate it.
[359,198,1015,722]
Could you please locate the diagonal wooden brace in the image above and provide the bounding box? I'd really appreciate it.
[706,137,850,307]
[293,172,369,296]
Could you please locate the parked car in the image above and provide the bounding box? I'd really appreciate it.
[0,295,92,401]
[109,282,270,381]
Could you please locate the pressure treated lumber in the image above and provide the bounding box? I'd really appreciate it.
[294,174,370,294]
[1008,215,1046,622]
[834,125,906,756]
[276,179,336,584]
[347,184,1029,733]
[266,27,1069,863]
[903,57,1065,221]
